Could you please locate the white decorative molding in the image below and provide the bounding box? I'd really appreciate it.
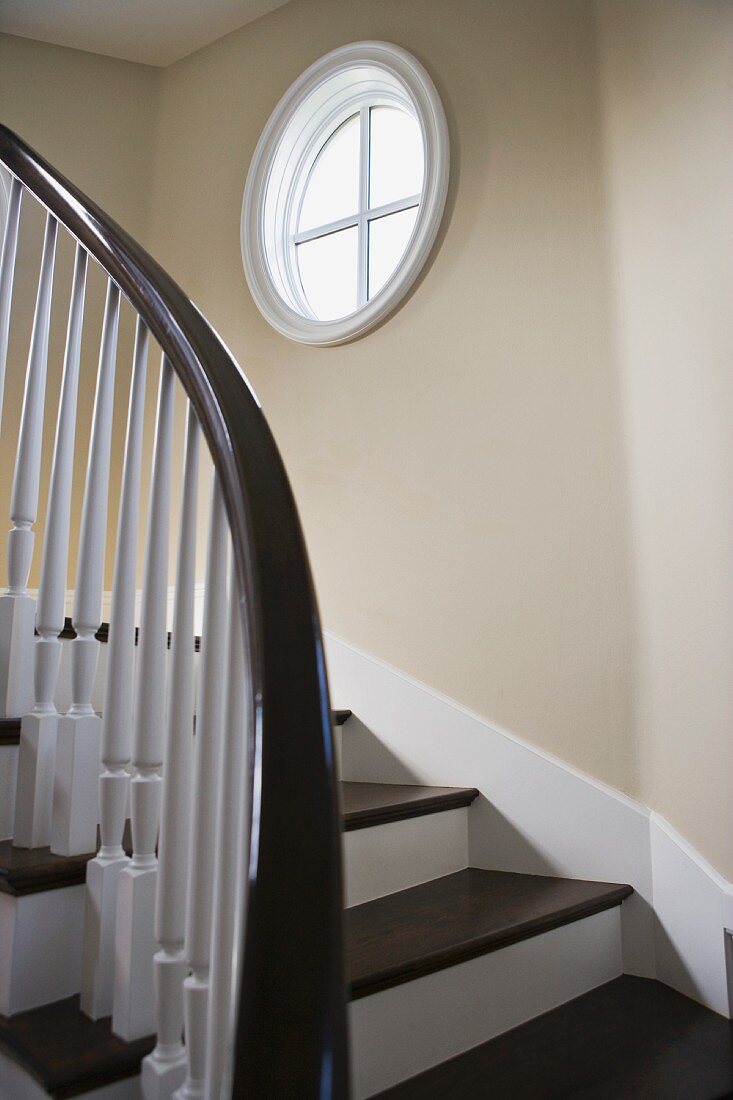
[325,630,733,1017]
[241,41,450,346]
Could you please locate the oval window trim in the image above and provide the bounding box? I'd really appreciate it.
[241,41,449,347]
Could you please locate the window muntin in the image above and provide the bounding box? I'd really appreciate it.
[292,105,423,321]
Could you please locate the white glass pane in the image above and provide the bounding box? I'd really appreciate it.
[297,226,358,320]
[368,206,419,299]
[299,114,360,233]
[369,107,424,209]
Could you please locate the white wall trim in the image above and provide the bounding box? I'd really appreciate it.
[324,629,733,1017]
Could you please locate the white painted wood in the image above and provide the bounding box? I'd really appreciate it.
[325,631,657,979]
[113,355,174,1042]
[241,42,449,346]
[0,744,18,840]
[52,279,120,856]
[0,176,22,428]
[175,473,228,1100]
[204,555,249,1100]
[344,807,469,908]
[0,885,84,1015]
[14,245,87,849]
[142,404,200,1099]
[0,212,57,719]
[81,318,149,1020]
[650,812,732,1017]
[350,907,623,1097]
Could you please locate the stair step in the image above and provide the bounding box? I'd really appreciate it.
[0,995,153,1099]
[0,867,632,1099]
[348,867,632,999]
[342,782,478,831]
[0,779,469,898]
[375,974,733,1099]
[0,823,133,896]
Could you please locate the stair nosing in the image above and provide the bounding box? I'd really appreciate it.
[343,782,479,832]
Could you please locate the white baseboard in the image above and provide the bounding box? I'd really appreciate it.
[325,630,733,1017]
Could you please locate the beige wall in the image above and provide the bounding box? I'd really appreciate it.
[1,1,731,876]
[148,0,636,793]
[597,0,733,876]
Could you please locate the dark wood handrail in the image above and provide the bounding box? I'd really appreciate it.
[0,123,348,1097]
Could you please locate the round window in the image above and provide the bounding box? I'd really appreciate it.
[242,42,449,346]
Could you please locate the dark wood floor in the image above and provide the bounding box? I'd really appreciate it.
[376,975,733,1099]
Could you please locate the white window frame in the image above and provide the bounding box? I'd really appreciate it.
[241,41,449,347]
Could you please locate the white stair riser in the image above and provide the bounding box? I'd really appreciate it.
[0,886,84,1016]
[344,808,469,907]
[0,744,18,840]
[350,906,623,1098]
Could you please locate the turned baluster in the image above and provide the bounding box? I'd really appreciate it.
[80,317,150,1018]
[51,278,119,857]
[14,244,87,848]
[174,472,228,1100]
[113,355,174,1041]
[0,176,22,429]
[205,555,251,1098]
[0,212,57,720]
[142,404,200,1099]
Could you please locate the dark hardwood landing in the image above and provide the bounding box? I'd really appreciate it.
[377,975,733,1099]
[0,823,133,896]
[0,995,153,1098]
[342,782,478,831]
[348,868,632,1000]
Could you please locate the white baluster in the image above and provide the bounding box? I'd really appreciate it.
[0,177,23,429]
[51,279,119,857]
[14,244,87,848]
[0,212,57,719]
[113,355,174,1042]
[205,555,251,1099]
[142,405,200,1099]
[80,318,149,1018]
[174,473,228,1100]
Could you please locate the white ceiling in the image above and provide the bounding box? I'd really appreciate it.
[0,0,291,67]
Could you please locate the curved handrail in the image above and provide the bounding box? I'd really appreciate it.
[0,123,348,1097]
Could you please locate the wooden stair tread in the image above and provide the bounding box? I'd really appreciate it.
[348,867,632,1000]
[376,975,733,1098]
[0,868,634,1097]
[0,777,470,895]
[0,995,153,1099]
[0,823,133,896]
[342,781,478,830]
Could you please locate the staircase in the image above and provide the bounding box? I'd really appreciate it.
[0,125,731,1099]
